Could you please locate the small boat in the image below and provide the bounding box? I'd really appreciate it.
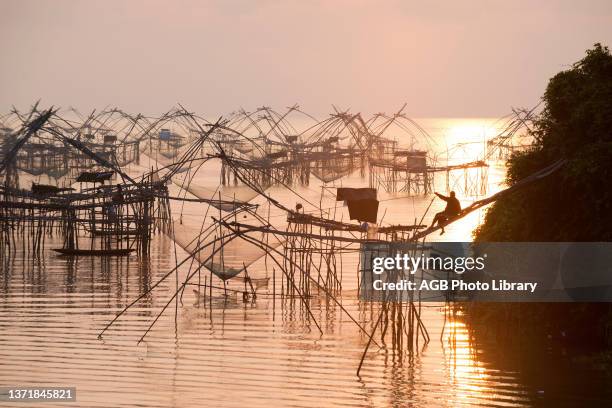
[52,248,134,256]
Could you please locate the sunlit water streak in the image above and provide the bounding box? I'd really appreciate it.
[2,119,610,407]
[1,237,532,408]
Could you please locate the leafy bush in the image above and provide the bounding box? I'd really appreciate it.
[474,44,612,242]
[470,45,612,347]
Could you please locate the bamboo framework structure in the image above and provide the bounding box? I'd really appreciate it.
[1,103,540,374]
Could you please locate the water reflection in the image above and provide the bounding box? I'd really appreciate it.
[5,238,609,407]
[1,234,539,407]
[2,118,606,407]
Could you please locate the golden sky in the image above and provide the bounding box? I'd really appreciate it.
[1,0,611,116]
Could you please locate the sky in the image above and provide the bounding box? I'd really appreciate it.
[1,0,612,118]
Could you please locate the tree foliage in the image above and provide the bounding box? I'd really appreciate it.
[475,44,612,241]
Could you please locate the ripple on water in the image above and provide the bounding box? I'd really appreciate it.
[0,233,537,408]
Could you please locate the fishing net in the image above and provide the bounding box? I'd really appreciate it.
[170,222,283,281]
[311,160,355,183]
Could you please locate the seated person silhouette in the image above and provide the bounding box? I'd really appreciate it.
[430,191,461,235]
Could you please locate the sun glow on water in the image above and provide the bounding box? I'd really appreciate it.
[443,120,500,162]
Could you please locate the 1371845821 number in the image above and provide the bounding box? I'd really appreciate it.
[0,387,76,402]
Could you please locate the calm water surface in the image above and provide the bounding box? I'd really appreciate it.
[2,119,611,407]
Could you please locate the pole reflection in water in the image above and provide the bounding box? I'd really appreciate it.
[1,233,542,408]
[1,117,609,407]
